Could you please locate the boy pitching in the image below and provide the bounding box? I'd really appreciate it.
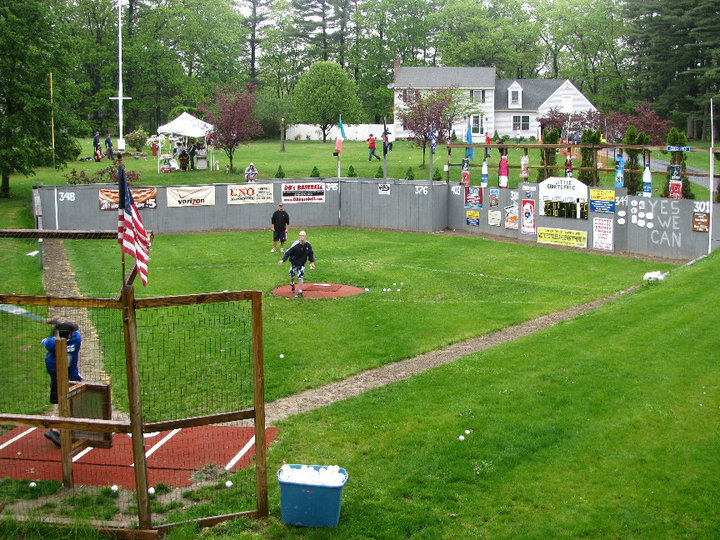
[278,231,315,297]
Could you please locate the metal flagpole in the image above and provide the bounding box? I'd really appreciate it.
[709,98,715,255]
[50,71,59,231]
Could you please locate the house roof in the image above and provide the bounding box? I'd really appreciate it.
[393,66,496,89]
[494,79,568,110]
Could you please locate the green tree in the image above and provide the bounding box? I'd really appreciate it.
[291,61,363,141]
[434,0,542,78]
[624,0,702,129]
[578,129,601,186]
[535,0,632,110]
[258,0,306,98]
[0,1,83,197]
[622,126,651,195]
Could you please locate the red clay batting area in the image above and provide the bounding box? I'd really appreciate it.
[0,425,277,489]
[273,282,365,298]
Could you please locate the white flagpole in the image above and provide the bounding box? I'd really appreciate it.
[110,0,131,151]
[709,98,715,255]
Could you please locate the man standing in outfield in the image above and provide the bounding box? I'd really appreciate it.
[270,203,290,253]
[278,231,315,297]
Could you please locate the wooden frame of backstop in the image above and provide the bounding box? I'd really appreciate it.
[0,230,267,538]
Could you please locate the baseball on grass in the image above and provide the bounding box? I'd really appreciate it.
[225,480,233,488]
[29,482,36,488]
[279,354,284,358]
[148,487,155,495]
[111,485,119,492]
[458,435,465,441]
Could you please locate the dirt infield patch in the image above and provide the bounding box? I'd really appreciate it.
[272,282,365,298]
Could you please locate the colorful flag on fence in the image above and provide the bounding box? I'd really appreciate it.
[118,166,151,286]
[465,121,474,160]
[429,125,437,155]
[334,116,346,154]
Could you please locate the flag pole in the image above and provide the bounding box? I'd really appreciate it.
[709,98,715,256]
[383,117,388,181]
[119,159,127,284]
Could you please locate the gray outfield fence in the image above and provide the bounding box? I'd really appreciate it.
[35,178,720,260]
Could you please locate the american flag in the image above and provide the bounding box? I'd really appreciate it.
[117,166,151,286]
[429,125,437,155]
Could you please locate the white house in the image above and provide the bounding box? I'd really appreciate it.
[389,62,596,141]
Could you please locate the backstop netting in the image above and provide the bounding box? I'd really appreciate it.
[1,232,267,531]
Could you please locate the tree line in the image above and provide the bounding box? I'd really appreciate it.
[1,0,718,196]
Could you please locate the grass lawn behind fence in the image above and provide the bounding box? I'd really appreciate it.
[33,138,716,198]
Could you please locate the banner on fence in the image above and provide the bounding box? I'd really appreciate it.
[521,199,536,234]
[589,188,616,214]
[227,184,274,205]
[593,217,614,251]
[464,186,482,208]
[167,186,216,207]
[538,227,588,248]
[99,188,157,211]
[282,182,325,203]
[466,210,480,226]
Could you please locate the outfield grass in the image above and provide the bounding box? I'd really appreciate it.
[58,229,675,404]
[1,142,717,538]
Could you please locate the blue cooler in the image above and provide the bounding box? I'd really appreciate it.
[277,464,348,527]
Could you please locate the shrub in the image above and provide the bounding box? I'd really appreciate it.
[310,166,320,177]
[375,166,383,178]
[125,128,149,153]
[64,161,141,185]
[275,165,285,178]
[433,167,442,181]
[347,165,357,177]
[405,167,415,180]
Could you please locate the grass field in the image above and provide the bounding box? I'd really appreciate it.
[1,141,718,538]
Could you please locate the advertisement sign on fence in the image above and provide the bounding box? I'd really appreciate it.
[537,227,588,248]
[227,184,274,204]
[593,217,614,251]
[282,183,325,203]
[99,188,157,210]
[167,186,216,207]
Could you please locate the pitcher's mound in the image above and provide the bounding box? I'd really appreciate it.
[273,283,365,298]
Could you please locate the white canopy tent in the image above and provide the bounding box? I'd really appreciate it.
[157,112,214,138]
[156,112,215,172]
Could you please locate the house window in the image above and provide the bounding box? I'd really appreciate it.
[470,90,485,103]
[513,116,529,131]
[471,114,483,134]
[510,90,520,105]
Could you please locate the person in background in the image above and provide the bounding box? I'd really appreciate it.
[367,134,381,161]
[278,230,315,297]
[188,141,197,170]
[93,131,100,152]
[270,203,290,253]
[245,162,258,181]
[105,133,114,160]
[41,321,82,448]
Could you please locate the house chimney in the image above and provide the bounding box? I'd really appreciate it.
[393,60,400,81]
